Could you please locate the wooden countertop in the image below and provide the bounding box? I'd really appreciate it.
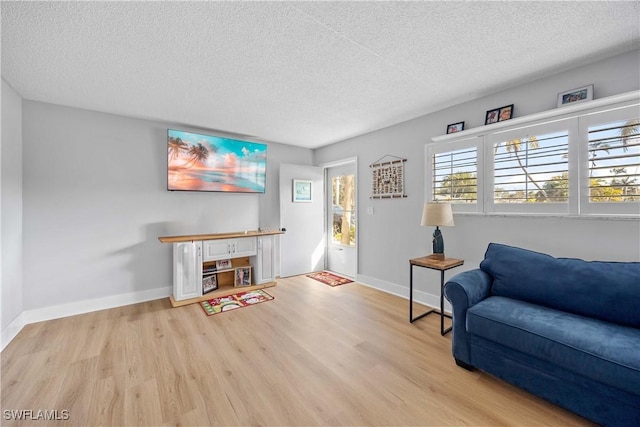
[158,229,284,243]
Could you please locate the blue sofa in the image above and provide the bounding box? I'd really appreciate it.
[443,243,640,426]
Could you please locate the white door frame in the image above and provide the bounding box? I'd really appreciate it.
[321,157,358,278]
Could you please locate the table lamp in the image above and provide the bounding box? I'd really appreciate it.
[421,202,454,260]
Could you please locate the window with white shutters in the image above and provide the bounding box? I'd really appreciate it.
[485,118,575,214]
[587,119,640,203]
[433,147,478,203]
[428,93,639,217]
[580,104,640,215]
[426,137,483,212]
[493,130,569,204]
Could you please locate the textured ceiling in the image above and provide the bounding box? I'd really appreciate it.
[2,1,639,148]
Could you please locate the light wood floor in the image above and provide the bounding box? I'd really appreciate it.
[1,275,594,426]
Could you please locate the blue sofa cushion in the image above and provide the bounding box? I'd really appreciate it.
[467,296,640,396]
[479,243,640,328]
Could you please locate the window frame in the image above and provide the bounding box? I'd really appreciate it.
[428,91,639,218]
[578,104,640,216]
[425,136,484,213]
[485,117,577,215]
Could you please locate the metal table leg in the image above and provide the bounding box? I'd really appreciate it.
[410,263,436,323]
[440,269,452,336]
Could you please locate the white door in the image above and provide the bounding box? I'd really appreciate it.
[279,164,324,277]
[326,161,357,278]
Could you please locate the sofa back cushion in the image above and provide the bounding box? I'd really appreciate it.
[480,243,640,328]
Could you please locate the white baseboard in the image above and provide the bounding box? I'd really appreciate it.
[1,313,25,352]
[23,286,172,324]
[356,274,451,314]
[2,286,172,351]
[3,274,449,351]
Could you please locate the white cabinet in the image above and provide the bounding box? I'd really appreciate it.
[173,241,203,301]
[202,240,231,261]
[162,231,281,305]
[202,237,257,261]
[233,237,258,258]
[254,235,275,284]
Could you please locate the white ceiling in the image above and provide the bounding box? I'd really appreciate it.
[2,1,639,149]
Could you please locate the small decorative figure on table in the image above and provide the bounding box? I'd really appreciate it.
[432,226,444,256]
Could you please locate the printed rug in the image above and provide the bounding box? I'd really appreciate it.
[200,289,274,316]
[306,271,353,287]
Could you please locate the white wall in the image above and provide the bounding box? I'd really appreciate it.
[314,49,640,308]
[1,79,24,347]
[258,145,313,229]
[21,101,313,315]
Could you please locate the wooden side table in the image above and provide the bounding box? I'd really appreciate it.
[409,255,464,335]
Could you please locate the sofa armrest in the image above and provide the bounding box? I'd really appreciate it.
[444,269,492,366]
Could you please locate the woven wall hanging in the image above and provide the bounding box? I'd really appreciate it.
[370,155,407,199]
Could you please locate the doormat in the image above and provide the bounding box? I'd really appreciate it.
[306,271,353,287]
[200,289,274,316]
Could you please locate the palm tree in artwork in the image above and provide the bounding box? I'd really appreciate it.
[168,137,188,160]
[183,143,210,168]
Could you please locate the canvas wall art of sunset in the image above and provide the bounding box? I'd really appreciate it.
[168,129,267,193]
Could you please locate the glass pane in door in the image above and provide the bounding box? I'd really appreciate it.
[331,174,356,246]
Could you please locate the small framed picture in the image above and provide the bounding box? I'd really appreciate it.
[557,84,593,107]
[216,259,232,270]
[203,274,218,294]
[293,179,312,203]
[485,108,500,125]
[498,104,514,122]
[234,267,251,287]
[486,104,513,125]
[447,122,464,134]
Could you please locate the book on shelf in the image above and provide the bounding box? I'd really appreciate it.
[203,266,217,274]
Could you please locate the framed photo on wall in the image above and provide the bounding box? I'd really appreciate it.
[293,179,312,202]
[447,122,464,134]
[557,84,593,107]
